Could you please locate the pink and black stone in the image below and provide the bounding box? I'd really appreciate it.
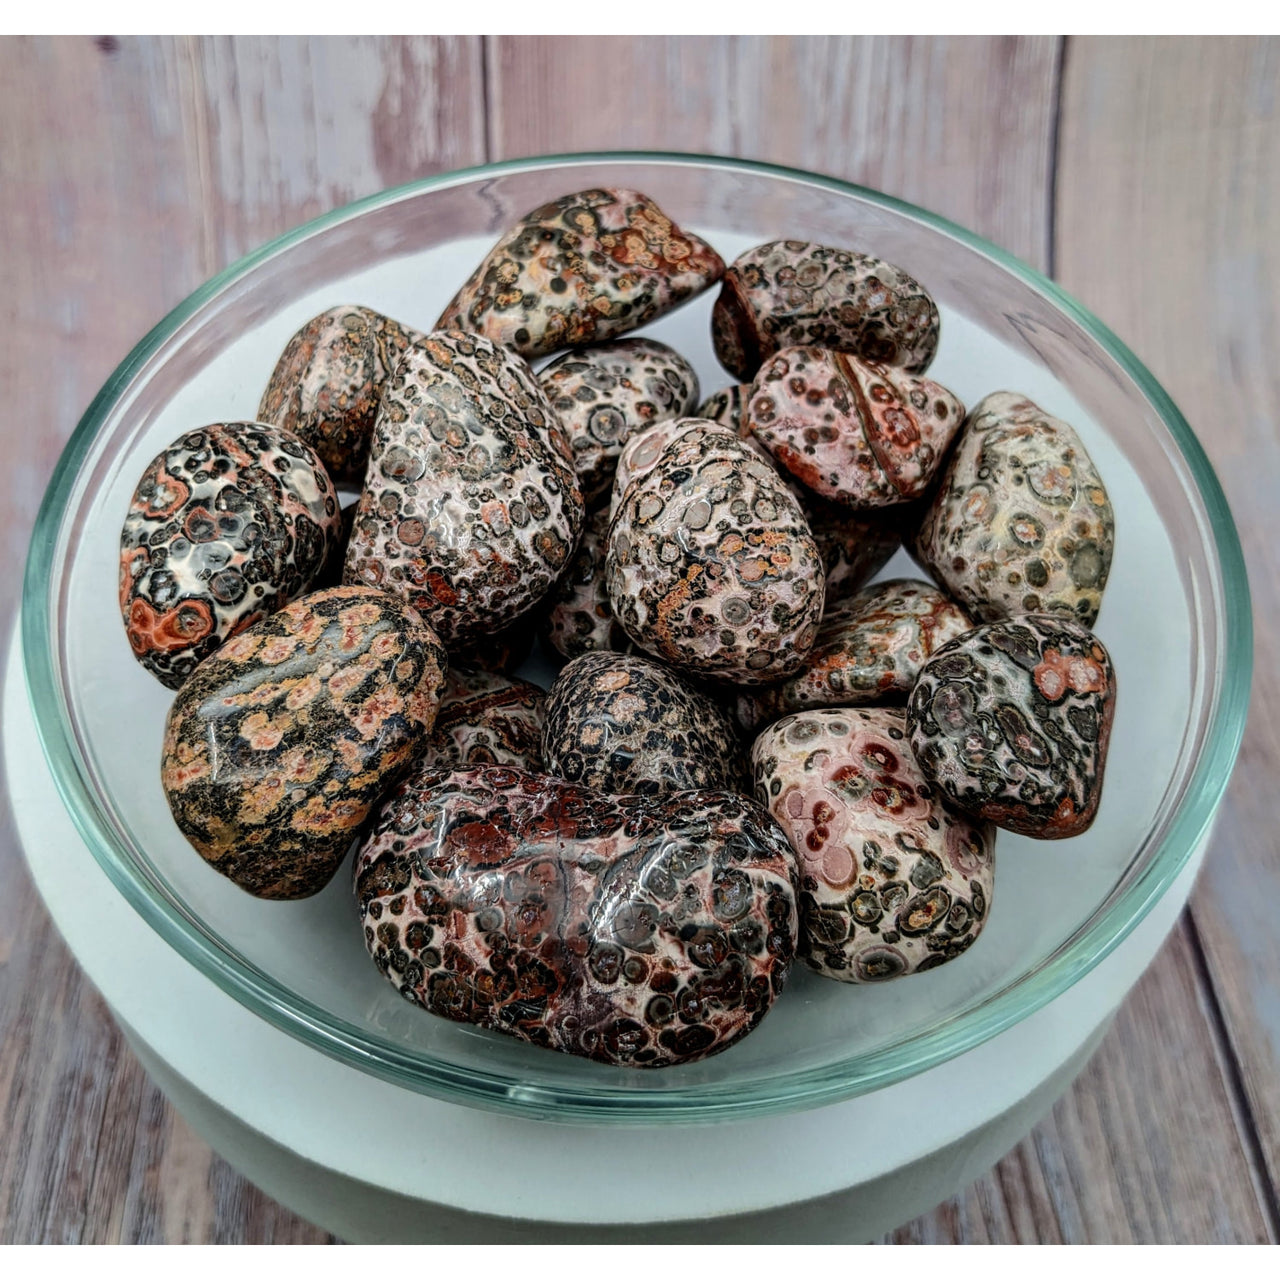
[736,579,974,731]
[539,338,700,506]
[606,421,826,685]
[912,392,1115,628]
[712,240,940,381]
[906,614,1116,840]
[421,668,546,773]
[436,188,725,360]
[542,651,746,796]
[257,305,421,486]
[751,708,995,983]
[747,347,964,511]
[353,766,799,1067]
[160,586,447,899]
[343,331,585,648]
[541,505,631,661]
[120,421,342,690]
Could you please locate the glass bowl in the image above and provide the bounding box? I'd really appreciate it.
[22,152,1252,1124]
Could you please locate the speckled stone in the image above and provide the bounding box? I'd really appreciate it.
[712,240,940,382]
[607,416,737,519]
[748,347,964,511]
[160,586,447,899]
[539,338,700,505]
[354,766,798,1067]
[257,305,420,486]
[606,422,826,684]
[751,708,995,983]
[912,392,1115,628]
[907,614,1116,839]
[120,422,342,690]
[542,651,745,796]
[736,579,974,731]
[698,385,901,603]
[421,668,546,772]
[343,332,585,647]
[436,188,725,360]
[541,505,630,660]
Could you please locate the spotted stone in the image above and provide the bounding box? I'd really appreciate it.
[712,240,940,382]
[606,422,826,685]
[698,385,900,602]
[542,651,745,796]
[120,422,342,690]
[736,579,974,731]
[160,586,447,899]
[907,614,1116,839]
[748,347,964,510]
[257,305,420,486]
[912,392,1115,627]
[343,331,585,647]
[422,668,546,772]
[751,708,994,982]
[354,766,798,1067]
[436,188,725,360]
[541,505,631,661]
[539,338,700,506]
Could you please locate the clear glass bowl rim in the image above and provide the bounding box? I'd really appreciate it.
[21,150,1254,1124]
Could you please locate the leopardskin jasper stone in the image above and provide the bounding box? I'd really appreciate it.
[912,392,1115,628]
[421,668,546,772]
[436,188,725,360]
[343,332,585,647]
[751,708,995,983]
[541,505,630,660]
[698,385,900,602]
[748,347,965,511]
[712,240,941,382]
[120,422,342,690]
[907,615,1116,840]
[542,651,745,796]
[736,579,974,732]
[539,338,700,505]
[606,422,826,684]
[607,416,737,519]
[354,766,799,1067]
[258,305,420,486]
[160,586,447,899]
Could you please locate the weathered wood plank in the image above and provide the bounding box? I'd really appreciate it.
[883,922,1272,1243]
[487,35,1061,270]
[1055,35,1280,1215]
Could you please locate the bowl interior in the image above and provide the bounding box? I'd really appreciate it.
[26,156,1243,1122]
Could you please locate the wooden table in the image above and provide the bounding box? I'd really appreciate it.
[1,35,1276,1244]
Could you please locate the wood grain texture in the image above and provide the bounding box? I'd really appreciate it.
[1055,35,1280,1216]
[0,32,1276,1244]
[487,35,1061,269]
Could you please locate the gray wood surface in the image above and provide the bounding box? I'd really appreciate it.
[0,33,1276,1244]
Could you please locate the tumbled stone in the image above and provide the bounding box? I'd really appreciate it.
[120,422,342,690]
[421,668,546,772]
[257,305,420,486]
[712,240,940,381]
[907,614,1116,839]
[751,708,995,982]
[542,651,745,796]
[539,338,700,505]
[541,505,630,660]
[354,766,798,1067]
[748,347,964,510]
[736,579,974,731]
[912,392,1115,627]
[343,331,585,647]
[436,188,725,360]
[606,422,826,684]
[160,586,447,899]
[698,386,901,603]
